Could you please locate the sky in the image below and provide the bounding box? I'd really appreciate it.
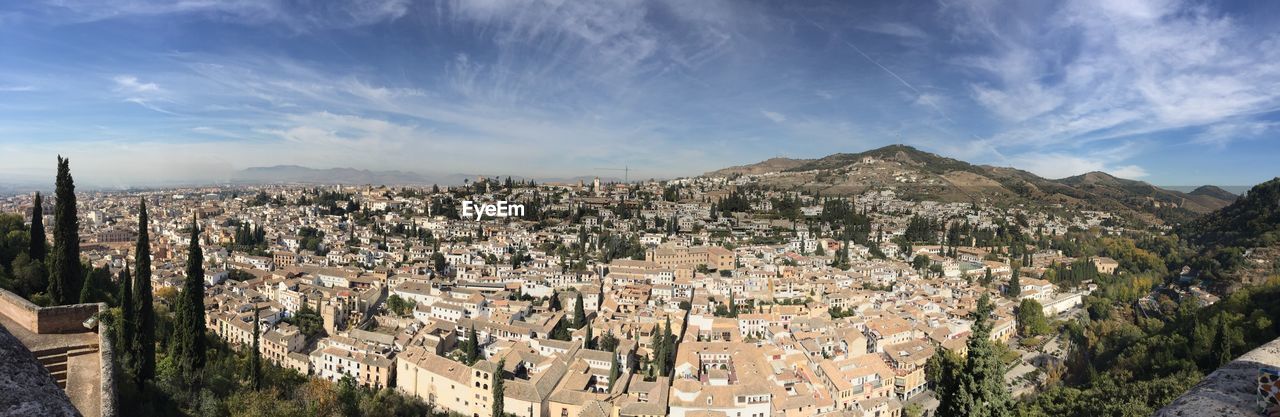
[1,0,1278,188]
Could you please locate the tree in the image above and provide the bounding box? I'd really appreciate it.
[251,308,261,391]
[912,254,930,271]
[466,324,480,365]
[599,331,620,353]
[1016,298,1050,338]
[117,266,135,374]
[492,359,505,417]
[938,295,1011,417]
[49,156,82,305]
[574,293,586,328]
[131,199,156,388]
[548,291,562,312]
[583,323,595,350]
[79,265,103,303]
[431,252,448,275]
[608,352,621,390]
[170,218,207,384]
[1006,266,1022,298]
[386,295,413,316]
[650,324,666,378]
[29,192,46,261]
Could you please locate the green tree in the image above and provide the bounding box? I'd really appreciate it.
[29,192,46,261]
[599,331,620,352]
[608,352,621,390]
[1007,266,1022,298]
[431,252,448,275]
[170,218,208,384]
[466,324,480,365]
[11,253,47,298]
[574,293,586,328]
[49,156,82,305]
[650,324,666,378]
[117,266,135,373]
[548,291,562,312]
[251,308,261,391]
[131,199,157,388]
[939,295,1011,417]
[583,323,595,350]
[79,264,104,303]
[1016,298,1050,338]
[386,294,413,316]
[492,359,505,417]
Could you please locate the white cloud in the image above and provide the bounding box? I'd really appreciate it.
[855,22,928,39]
[112,75,159,94]
[1193,120,1279,147]
[1009,148,1149,180]
[41,0,409,32]
[954,0,1280,152]
[761,110,787,123]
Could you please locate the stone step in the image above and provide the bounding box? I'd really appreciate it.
[43,362,68,374]
[36,352,68,366]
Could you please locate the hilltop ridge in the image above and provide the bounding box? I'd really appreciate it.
[703,145,1236,224]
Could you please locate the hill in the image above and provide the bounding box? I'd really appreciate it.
[708,145,1236,224]
[705,157,812,177]
[1178,177,1280,289]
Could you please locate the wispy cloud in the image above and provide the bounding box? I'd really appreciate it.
[761,110,787,123]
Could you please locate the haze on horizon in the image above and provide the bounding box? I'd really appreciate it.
[1,0,1279,188]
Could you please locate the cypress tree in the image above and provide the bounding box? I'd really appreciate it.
[251,307,261,391]
[574,293,586,328]
[608,352,621,390]
[1007,267,1021,298]
[650,324,665,378]
[131,199,156,388]
[49,156,82,305]
[79,264,98,303]
[466,324,480,365]
[170,217,207,384]
[117,266,135,373]
[583,323,595,350]
[29,192,46,261]
[939,294,1011,417]
[492,359,505,417]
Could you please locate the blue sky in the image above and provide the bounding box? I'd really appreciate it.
[1,0,1278,187]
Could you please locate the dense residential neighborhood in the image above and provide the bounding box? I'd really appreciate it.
[3,161,1152,417]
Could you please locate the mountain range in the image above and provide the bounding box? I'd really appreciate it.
[705,144,1237,224]
[229,165,621,187]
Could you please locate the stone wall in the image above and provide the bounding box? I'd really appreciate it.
[0,289,39,331]
[97,304,118,417]
[0,288,101,334]
[1156,336,1280,416]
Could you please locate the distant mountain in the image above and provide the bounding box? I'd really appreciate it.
[230,166,622,187]
[706,157,813,177]
[232,165,473,186]
[1188,185,1237,201]
[705,145,1236,224]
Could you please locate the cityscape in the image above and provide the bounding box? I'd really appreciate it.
[2,2,1280,417]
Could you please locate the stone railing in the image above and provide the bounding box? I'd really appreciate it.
[1155,337,1280,416]
[0,289,101,334]
[97,311,118,417]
